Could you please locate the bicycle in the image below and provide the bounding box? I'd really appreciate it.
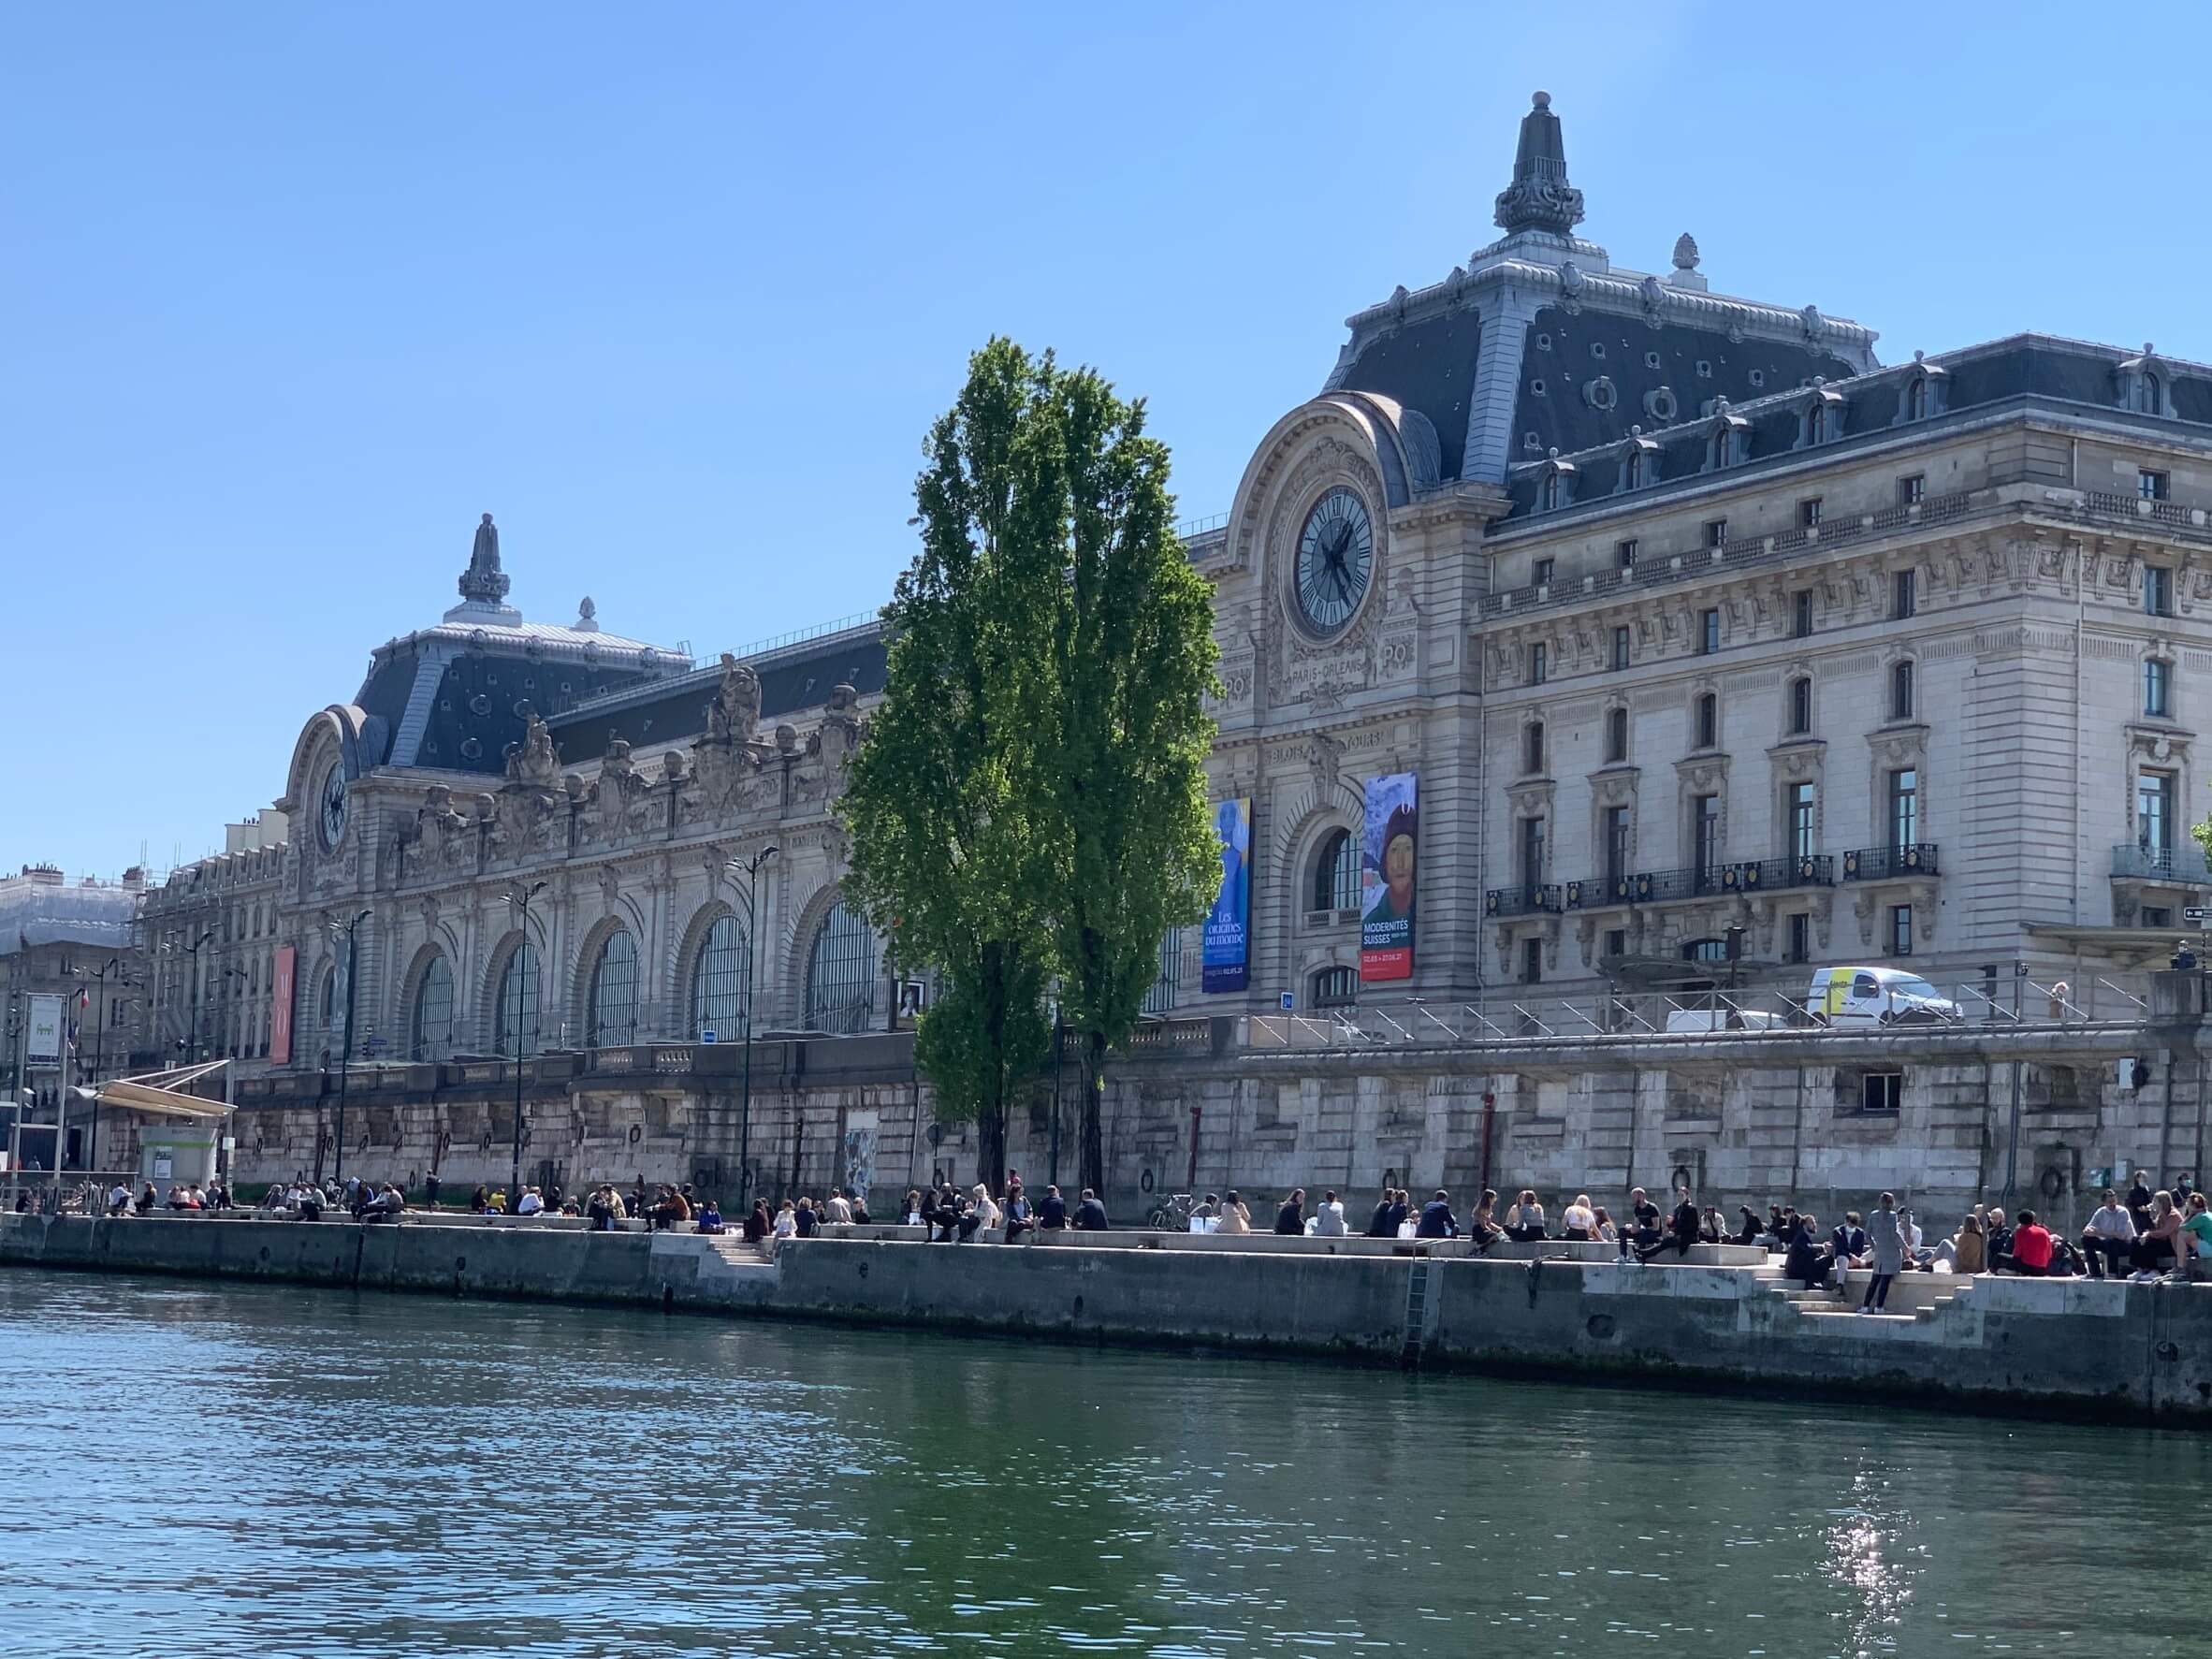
[1148,1192,1201,1231]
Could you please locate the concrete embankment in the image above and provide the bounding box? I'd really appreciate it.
[6,1214,2207,1423]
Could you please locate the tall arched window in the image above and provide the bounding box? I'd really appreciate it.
[1710,428,1733,470]
[1890,661,1916,721]
[1623,447,1646,489]
[1313,830,1360,912]
[1905,376,1927,420]
[411,953,454,1062]
[495,942,542,1057]
[2138,371,2162,414]
[587,928,638,1047]
[1807,400,1827,444]
[805,904,877,1034]
[691,914,750,1038]
[1788,676,1813,735]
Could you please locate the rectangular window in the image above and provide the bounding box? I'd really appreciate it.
[1704,518,1728,549]
[1698,608,1721,655]
[2147,657,2172,719]
[2144,906,2175,930]
[2141,468,2171,502]
[1886,903,1914,957]
[1604,927,1627,960]
[1861,1071,1903,1113]
[1604,806,1631,887]
[2139,773,2176,856]
[1617,538,1638,570]
[1898,473,1925,506]
[1893,569,1916,618]
[1888,767,1920,851]
[1785,911,1811,965]
[1790,677,1812,734]
[1612,625,1631,671]
[1788,781,1817,861]
[2147,565,2175,618]
[1521,938,1543,985]
[1524,721,1545,775]
[1520,815,1548,890]
[1798,497,1823,529]
[1695,693,1718,749]
[1531,642,1548,685]
[1793,589,1813,639]
[1694,794,1723,882]
[1604,706,1628,764]
[1533,557,1554,588]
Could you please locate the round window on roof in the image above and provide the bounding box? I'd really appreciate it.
[1644,351,1662,370]
[1590,342,1606,359]
[1748,369,1767,388]
[1529,378,1546,397]
[1535,332,1552,352]
[1695,360,1712,379]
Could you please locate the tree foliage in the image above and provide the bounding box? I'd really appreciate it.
[840,337,1219,1196]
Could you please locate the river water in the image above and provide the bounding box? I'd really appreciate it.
[0,1269,2200,1656]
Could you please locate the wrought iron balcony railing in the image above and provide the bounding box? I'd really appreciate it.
[1841,843,1941,880]
[1485,883,1564,917]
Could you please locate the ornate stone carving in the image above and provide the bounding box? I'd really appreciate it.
[458,513,508,606]
[506,713,561,789]
[1304,730,1344,792]
[706,654,763,745]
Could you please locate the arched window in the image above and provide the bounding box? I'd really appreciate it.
[1313,966,1359,1009]
[1789,676,1813,735]
[805,904,877,1034]
[1605,706,1629,764]
[1524,720,1546,775]
[691,913,750,1039]
[2139,371,2162,414]
[1807,400,1827,445]
[495,942,542,1057]
[1313,830,1360,912]
[1695,692,1719,749]
[587,928,638,1047]
[1682,938,1728,964]
[1890,661,1915,721]
[411,953,454,1062]
[1710,428,1733,470]
[318,964,336,1035]
[1905,376,1927,421]
[1538,470,1561,511]
[1623,447,1646,489]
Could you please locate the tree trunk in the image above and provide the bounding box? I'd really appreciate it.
[974,940,1011,1194]
[1080,1028,1108,1198]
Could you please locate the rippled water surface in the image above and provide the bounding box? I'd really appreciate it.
[2,1269,2204,1656]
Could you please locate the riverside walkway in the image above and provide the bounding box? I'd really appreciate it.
[6,1211,2209,1422]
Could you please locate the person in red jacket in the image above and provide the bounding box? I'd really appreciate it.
[2008,1209,2055,1276]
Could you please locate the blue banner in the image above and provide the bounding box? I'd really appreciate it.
[1201,797,1251,993]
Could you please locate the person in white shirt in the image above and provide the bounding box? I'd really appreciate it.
[2081,1186,2137,1279]
[1311,1190,1348,1236]
[516,1186,545,1216]
[772,1201,798,1239]
[1562,1194,1596,1240]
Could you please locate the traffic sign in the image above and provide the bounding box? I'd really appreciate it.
[700,1029,718,1045]
[1279,991,1295,1011]
[2186,908,2210,924]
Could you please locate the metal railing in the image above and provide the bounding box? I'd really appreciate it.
[2112,843,2212,882]
[1841,843,1940,880]
[1484,883,1563,917]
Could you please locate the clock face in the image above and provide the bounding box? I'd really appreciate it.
[1294,487,1374,635]
[319,764,348,850]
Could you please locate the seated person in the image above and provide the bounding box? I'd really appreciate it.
[1784,1216,1839,1292]
[2005,1209,2054,1276]
[2080,1187,2136,1280]
[1504,1191,1547,1242]
[694,1199,725,1234]
[1829,1213,1870,1271]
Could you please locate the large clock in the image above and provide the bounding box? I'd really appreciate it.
[318,763,348,850]
[1294,487,1374,635]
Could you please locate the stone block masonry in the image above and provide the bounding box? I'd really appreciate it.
[8,1215,2212,1425]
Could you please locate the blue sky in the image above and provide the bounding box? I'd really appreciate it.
[8,1,2212,880]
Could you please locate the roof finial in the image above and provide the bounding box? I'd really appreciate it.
[458,512,510,606]
[1493,91,1584,237]
[1672,232,1699,271]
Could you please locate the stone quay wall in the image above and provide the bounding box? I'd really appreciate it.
[149,978,2212,1237]
[7,1214,2210,1424]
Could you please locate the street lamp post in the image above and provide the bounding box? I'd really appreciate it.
[327,910,371,1186]
[82,957,129,1171]
[509,881,546,1205]
[724,848,778,1208]
[178,929,215,1066]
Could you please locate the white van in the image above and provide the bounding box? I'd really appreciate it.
[1805,966,1962,1027]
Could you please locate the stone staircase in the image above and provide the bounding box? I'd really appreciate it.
[1750,1259,1976,1326]
[648,1230,778,1297]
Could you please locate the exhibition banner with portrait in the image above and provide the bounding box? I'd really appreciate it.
[1201,797,1252,992]
[1360,773,1418,981]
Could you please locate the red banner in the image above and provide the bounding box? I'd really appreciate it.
[269,944,297,1066]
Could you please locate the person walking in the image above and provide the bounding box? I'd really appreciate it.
[1273,1189,1306,1235]
[1859,1192,1906,1313]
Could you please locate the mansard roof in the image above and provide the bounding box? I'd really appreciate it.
[1496,333,2212,521]
[1322,93,1877,488]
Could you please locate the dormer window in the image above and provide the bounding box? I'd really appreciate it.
[1535,455,1575,512]
[1807,400,1826,444]
[1893,352,1949,428]
[1710,428,1734,470]
[1905,376,1927,420]
[1704,405,1747,473]
[2116,345,2170,416]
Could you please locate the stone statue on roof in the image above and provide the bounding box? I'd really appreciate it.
[706,653,763,744]
[458,513,511,605]
[505,711,561,789]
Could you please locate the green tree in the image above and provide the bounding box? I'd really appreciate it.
[1040,366,1221,1197]
[839,339,1061,1187]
